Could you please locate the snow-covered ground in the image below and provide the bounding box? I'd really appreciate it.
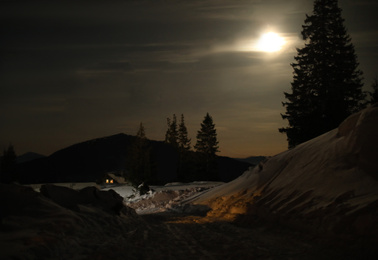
[189,105,378,240]
[3,182,356,259]
[103,182,224,214]
[25,180,225,215]
[2,106,378,259]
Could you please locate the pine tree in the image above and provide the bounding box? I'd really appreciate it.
[369,77,378,105]
[176,114,192,182]
[126,122,155,190]
[194,113,219,180]
[136,122,146,139]
[164,114,178,148]
[178,114,191,151]
[280,0,365,148]
[195,113,219,156]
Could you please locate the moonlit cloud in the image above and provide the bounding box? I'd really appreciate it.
[1,0,377,157]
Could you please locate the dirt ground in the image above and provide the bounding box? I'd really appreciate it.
[87,212,375,260]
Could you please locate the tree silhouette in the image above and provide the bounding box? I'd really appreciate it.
[280,0,365,148]
[195,113,219,180]
[195,113,219,156]
[178,114,191,152]
[164,114,178,148]
[176,114,193,181]
[136,122,146,139]
[126,122,155,190]
[369,77,378,105]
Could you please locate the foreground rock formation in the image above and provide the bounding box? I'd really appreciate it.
[191,105,378,250]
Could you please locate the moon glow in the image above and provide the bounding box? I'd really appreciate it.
[257,32,285,52]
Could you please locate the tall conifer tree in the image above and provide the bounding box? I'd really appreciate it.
[195,113,219,156]
[176,114,192,181]
[126,122,154,188]
[164,114,178,148]
[195,113,219,180]
[178,114,191,151]
[369,78,378,105]
[280,0,365,148]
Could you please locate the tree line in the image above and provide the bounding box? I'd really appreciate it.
[124,113,219,190]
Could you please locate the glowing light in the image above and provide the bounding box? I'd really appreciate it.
[256,32,285,52]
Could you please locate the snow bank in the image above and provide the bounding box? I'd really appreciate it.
[190,106,378,242]
[115,182,223,214]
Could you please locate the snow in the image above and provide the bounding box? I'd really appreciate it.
[23,105,378,227]
[102,184,136,199]
[25,180,224,215]
[2,106,378,259]
[19,106,378,234]
[104,182,223,214]
[188,106,378,236]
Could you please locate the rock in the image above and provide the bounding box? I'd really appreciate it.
[40,184,136,216]
[79,186,129,215]
[40,184,80,210]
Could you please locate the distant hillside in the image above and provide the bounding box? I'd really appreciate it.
[17,133,252,184]
[16,152,46,164]
[235,156,266,165]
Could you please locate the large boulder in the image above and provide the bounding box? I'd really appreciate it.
[40,184,136,216]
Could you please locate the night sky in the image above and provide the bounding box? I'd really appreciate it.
[1,0,378,158]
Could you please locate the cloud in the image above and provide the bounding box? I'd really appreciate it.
[81,61,133,74]
[1,0,377,157]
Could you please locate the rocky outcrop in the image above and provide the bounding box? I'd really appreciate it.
[40,184,136,216]
[0,183,140,259]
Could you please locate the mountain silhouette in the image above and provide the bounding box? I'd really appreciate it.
[16,152,46,164]
[17,133,252,184]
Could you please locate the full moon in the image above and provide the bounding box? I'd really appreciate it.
[256,32,285,52]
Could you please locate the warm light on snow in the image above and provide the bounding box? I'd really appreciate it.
[256,32,285,52]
